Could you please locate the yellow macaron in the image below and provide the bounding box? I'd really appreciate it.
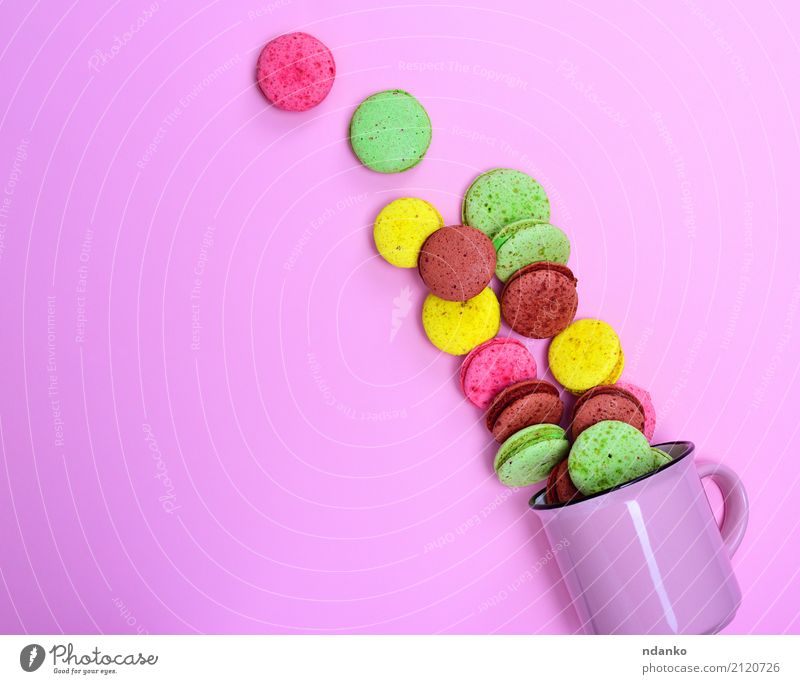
[373,197,443,268]
[548,319,624,394]
[422,287,500,355]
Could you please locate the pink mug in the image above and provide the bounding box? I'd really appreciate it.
[529,441,748,634]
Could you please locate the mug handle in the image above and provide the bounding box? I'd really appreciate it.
[696,461,749,557]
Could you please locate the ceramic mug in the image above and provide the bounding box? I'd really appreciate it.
[529,441,748,634]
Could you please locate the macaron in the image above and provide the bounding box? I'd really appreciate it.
[616,381,656,441]
[545,459,583,505]
[462,168,550,239]
[568,420,656,495]
[494,424,570,487]
[548,319,624,394]
[459,338,537,409]
[494,220,571,282]
[418,225,496,301]
[256,32,335,111]
[373,198,443,268]
[421,287,500,355]
[500,262,578,339]
[486,379,564,443]
[570,384,645,440]
[349,89,431,173]
[651,447,672,467]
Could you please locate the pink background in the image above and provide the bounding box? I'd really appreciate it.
[1,0,799,634]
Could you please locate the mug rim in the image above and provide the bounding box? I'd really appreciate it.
[528,440,695,510]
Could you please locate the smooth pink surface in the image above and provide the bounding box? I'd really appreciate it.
[531,444,746,634]
[460,338,537,408]
[0,0,799,634]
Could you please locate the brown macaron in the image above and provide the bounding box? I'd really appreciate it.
[545,459,583,505]
[500,261,578,338]
[418,225,496,301]
[570,384,646,439]
[485,379,564,443]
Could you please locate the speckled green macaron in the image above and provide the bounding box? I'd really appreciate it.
[494,424,570,487]
[493,220,571,282]
[349,89,432,173]
[568,420,656,495]
[651,447,673,467]
[462,168,550,239]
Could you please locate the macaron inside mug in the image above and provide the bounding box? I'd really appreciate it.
[545,458,583,505]
[651,447,673,467]
[568,420,655,495]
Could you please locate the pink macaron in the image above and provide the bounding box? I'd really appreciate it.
[615,381,656,440]
[256,32,335,111]
[459,338,537,409]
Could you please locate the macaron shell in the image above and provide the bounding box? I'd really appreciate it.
[500,262,578,339]
[495,424,570,487]
[421,288,500,355]
[373,198,444,268]
[487,380,564,443]
[548,319,623,394]
[651,447,672,467]
[603,349,625,386]
[616,381,656,440]
[546,459,583,504]
[492,219,534,252]
[418,225,496,301]
[568,420,655,495]
[459,339,537,409]
[545,465,560,504]
[462,168,550,238]
[554,459,582,503]
[350,90,432,173]
[494,423,565,469]
[256,32,335,111]
[571,385,645,439]
[495,221,571,282]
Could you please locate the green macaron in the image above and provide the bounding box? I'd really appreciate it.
[568,420,656,495]
[349,89,432,173]
[462,168,550,239]
[494,424,570,487]
[493,220,571,282]
[651,447,673,468]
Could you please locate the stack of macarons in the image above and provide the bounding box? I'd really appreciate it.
[256,34,669,504]
[374,194,504,355]
[353,93,667,502]
[371,168,580,356]
[489,377,660,490]
[363,143,664,500]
